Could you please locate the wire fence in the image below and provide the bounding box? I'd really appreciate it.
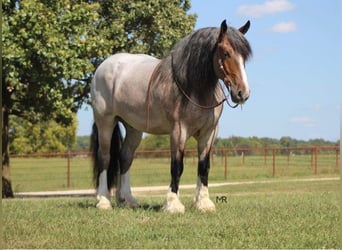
[9,146,340,192]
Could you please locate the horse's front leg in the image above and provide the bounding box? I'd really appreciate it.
[193,129,217,212]
[164,126,186,213]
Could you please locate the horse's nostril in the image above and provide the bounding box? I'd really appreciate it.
[238,91,243,99]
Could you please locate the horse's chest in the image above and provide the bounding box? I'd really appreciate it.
[182,105,223,131]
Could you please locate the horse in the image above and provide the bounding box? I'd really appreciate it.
[90,20,252,213]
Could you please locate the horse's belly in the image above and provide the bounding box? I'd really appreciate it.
[116,105,171,134]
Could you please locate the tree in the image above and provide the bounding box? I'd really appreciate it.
[2,0,196,197]
[9,116,77,154]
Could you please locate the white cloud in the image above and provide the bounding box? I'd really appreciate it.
[290,116,316,128]
[271,21,297,33]
[237,0,295,18]
[308,103,322,111]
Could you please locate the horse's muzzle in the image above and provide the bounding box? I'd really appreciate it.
[225,81,250,104]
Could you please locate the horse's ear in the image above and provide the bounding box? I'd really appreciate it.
[218,19,228,42]
[239,20,250,35]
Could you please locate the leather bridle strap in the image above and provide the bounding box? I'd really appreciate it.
[218,59,239,109]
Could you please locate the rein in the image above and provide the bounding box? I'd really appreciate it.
[145,61,162,130]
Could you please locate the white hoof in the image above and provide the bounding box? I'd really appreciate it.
[96,195,112,210]
[163,189,185,213]
[193,186,216,212]
[194,197,216,212]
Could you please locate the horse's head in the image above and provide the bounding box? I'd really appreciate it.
[214,20,252,104]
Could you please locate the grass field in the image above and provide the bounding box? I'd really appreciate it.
[9,153,339,192]
[3,179,340,249]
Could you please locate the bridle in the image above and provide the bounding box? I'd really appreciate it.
[218,58,239,109]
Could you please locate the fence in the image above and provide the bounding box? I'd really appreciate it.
[9,146,340,192]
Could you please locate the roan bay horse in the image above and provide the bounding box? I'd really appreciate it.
[91,20,252,213]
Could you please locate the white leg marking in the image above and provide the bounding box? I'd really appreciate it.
[163,188,185,213]
[116,171,139,208]
[193,178,215,212]
[96,170,112,210]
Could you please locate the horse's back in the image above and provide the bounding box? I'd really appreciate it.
[93,53,158,86]
[91,53,161,126]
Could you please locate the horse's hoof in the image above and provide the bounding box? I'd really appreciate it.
[193,185,216,212]
[96,195,112,210]
[163,190,185,213]
[194,198,216,212]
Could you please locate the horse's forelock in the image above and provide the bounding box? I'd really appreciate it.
[226,27,252,61]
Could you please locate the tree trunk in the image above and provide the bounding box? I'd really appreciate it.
[2,107,14,198]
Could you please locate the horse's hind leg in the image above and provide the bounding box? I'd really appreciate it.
[95,116,116,210]
[116,123,142,208]
[193,128,217,212]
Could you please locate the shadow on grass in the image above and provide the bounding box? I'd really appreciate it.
[76,200,97,209]
[72,199,164,212]
[138,203,163,212]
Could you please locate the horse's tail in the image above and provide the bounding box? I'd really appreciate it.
[91,122,123,190]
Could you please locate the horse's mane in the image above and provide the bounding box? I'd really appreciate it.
[158,26,252,101]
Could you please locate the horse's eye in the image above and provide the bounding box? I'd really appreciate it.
[223,51,230,58]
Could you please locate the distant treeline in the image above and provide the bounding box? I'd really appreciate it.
[10,114,338,155]
[74,134,339,152]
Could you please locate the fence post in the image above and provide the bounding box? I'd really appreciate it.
[314,146,318,175]
[264,147,267,166]
[336,147,339,172]
[211,149,214,165]
[67,151,71,188]
[224,149,228,180]
[272,148,276,177]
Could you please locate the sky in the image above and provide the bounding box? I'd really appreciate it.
[77,0,341,141]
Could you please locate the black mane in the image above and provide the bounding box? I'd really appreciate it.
[170,27,219,98]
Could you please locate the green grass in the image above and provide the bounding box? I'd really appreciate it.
[3,179,340,249]
[9,153,339,192]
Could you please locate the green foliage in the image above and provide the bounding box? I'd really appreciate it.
[2,0,196,126]
[2,0,102,124]
[214,136,338,156]
[9,115,77,154]
[98,0,197,57]
[73,135,90,151]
